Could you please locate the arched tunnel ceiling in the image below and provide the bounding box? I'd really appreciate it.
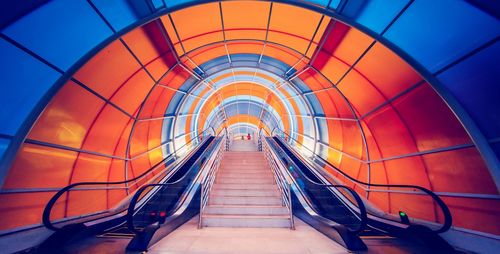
[0,0,499,236]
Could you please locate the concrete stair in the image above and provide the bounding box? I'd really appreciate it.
[202,151,291,228]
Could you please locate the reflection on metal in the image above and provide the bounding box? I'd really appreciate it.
[263,139,295,230]
[198,138,225,228]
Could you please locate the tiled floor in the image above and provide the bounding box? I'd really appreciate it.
[148,217,349,254]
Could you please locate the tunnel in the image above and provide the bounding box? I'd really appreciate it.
[0,1,499,253]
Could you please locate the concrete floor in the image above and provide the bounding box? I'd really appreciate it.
[148,217,349,254]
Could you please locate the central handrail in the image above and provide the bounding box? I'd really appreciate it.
[198,140,225,228]
[264,143,295,229]
[43,128,215,231]
[271,130,452,234]
[126,135,223,234]
[264,139,365,233]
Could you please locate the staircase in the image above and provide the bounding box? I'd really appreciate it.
[201,151,291,228]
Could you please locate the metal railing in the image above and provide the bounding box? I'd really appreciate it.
[43,128,215,231]
[270,129,452,234]
[198,141,225,229]
[263,140,295,229]
[266,136,367,233]
[127,135,224,233]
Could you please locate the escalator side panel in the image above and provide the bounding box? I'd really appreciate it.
[290,192,367,251]
[265,137,366,251]
[127,137,221,251]
[271,137,455,253]
[37,137,216,253]
[270,137,360,228]
[132,136,215,228]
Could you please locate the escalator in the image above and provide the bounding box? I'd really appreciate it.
[126,136,222,251]
[267,136,456,253]
[34,135,222,253]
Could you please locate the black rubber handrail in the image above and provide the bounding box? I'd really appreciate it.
[126,136,222,233]
[270,131,452,234]
[267,138,367,233]
[43,128,215,231]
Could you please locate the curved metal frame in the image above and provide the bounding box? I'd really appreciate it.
[1,0,496,194]
[208,99,282,136]
[198,83,286,130]
[174,61,317,143]
[0,3,495,240]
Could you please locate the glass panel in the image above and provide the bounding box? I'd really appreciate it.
[384,0,499,72]
[82,104,132,156]
[122,21,177,68]
[328,26,373,66]
[67,189,107,217]
[422,148,496,194]
[392,84,472,151]
[222,1,270,41]
[4,144,77,189]
[91,0,144,31]
[71,154,112,183]
[28,81,105,149]
[262,44,304,69]
[74,40,141,99]
[343,0,410,33]
[170,3,223,53]
[186,43,227,68]
[268,3,323,54]
[130,153,152,178]
[159,65,192,90]
[355,42,422,98]
[362,104,418,158]
[111,70,155,115]
[441,197,500,235]
[0,38,61,135]
[337,69,385,116]
[437,42,500,139]
[0,192,64,231]
[3,0,112,70]
[130,120,160,157]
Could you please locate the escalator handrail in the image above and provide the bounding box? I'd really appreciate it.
[43,129,213,231]
[272,132,452,233]
[126,136,222,234]
[265,138,367,233]
[316,184,367,234]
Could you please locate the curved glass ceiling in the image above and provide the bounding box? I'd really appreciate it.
[0,0,498,237]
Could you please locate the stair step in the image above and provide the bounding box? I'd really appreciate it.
[204,205,289,215]
[219,166,268,170]
[218,169,271,174]
[216,178,275,184]
[201,214,290,228]
[202,150,290,228]
[211,189,280,197]
[209,196,282,205]
[213,183,278,190]
[217,171,272,176]
[217,175,274,181]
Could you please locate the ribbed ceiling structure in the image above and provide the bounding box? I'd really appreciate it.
[0,0,498,238]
